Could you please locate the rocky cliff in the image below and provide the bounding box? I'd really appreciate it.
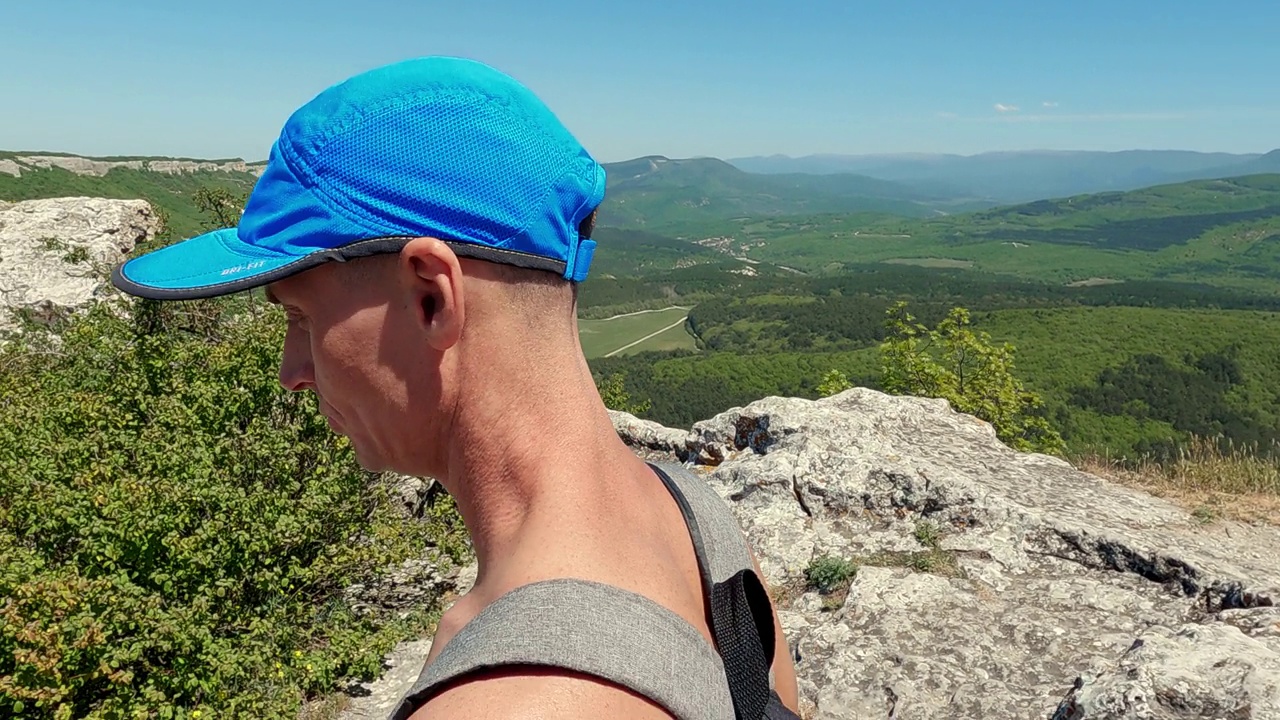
[342,391,1280,719]
[0,197,161,331]
[0,154,264,178]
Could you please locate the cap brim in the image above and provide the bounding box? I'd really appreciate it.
[112,226,582,301]
[113,228,330,301]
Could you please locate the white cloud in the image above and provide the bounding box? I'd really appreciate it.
[1042,101,1060,108]
[991,112,1189,123]
[994,103,1019,113]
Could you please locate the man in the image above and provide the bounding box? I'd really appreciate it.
[111,56,799,719]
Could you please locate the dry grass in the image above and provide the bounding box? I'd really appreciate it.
[858,549,966,578]
[1076,436,1280,525]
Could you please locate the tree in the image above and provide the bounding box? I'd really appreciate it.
[879,301,1065,455]
[596,372,652,415]
[817,368,853,398]
[192,186,249,230]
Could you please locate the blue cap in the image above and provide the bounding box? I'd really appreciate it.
[111,56,607,300]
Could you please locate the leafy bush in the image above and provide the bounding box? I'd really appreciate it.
[816,369,853,398]
[804,555,857,594]
[0,296,463,719]
[879,302,1066,455]
[596,372,652,415]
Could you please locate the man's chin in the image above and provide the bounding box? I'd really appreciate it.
[350,442,390,474]
[350,444,375,469]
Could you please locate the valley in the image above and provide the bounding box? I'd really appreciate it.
[5,149,1280,463]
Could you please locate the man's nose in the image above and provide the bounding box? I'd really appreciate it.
[278,330,315,392]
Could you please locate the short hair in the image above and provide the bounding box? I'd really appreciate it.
[489,208,596,307]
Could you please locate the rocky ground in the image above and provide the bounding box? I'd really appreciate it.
[341,390,1279,719]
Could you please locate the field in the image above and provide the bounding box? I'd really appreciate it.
[577,306,696,358]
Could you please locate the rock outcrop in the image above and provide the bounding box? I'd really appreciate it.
[0,197,161,331]
[664,390,1279,719]
[0,154,264,178]
[343,389,1280,719]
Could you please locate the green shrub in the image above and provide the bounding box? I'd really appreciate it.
[816,368,853,398]
[879,301,1066,455]
[0,296,463,719]
[804,554,857,594]
[596,372,652,415]
[913,520,942,549]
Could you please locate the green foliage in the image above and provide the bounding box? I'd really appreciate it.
[191,186,249,231]
[0,297,461,718]
[879,302,1066,455]
[596,373,652,415]
[681,266,1280,356]
[913,520,942,549]
[590,349,880,429]
[582,227,725,278]
[1069,350,1273,456]
[590,303,1280,460]
[804,555,857,594]
[816,369,853,397]
[61,246,90,264]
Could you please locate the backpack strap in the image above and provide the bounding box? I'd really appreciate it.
[388,577,735,720]
[647,464,785,720]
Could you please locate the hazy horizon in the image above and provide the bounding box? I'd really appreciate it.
[6,147,1276,167]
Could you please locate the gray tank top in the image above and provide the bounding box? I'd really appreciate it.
[387,461,757,720]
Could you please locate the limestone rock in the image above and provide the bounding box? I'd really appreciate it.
[12,154,263,177]
[378,473,442,519]
[608,408,694,463]
[343,556,468,619]
[0,197,161,331]
[335,638,436,720]
[1050,614,1280,718]
[17,155,145,176]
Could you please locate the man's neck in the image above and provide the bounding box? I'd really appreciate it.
[440,345,639,580]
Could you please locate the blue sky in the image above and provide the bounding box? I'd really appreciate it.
[4,0,1278,162]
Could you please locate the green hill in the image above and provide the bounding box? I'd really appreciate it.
[597,156,989,230]
[729,149,1276,203]
[680,174,1280,292]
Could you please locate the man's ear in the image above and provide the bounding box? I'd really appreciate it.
[399,237,464,351]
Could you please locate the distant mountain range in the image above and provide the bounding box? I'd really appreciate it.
[6,148,1280,239]
[597,156,992,229]
[729,149,1280,204]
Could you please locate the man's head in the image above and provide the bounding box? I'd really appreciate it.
[258,214,595,474]
[110,57,606,474]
